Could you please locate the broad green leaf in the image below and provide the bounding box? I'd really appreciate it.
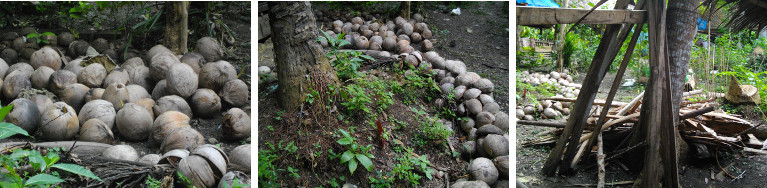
[424,168,433,180]
[355,154,374,172]
[588,2,595,7]
[0,122,28,140]
[338,40,350,47]
[339,129,351,138]
[359,55,374,61]
[340,150,353,163]
[9,149,35,159]
[348,158,357,174]
[0,104,15,122]
[51,163,102,181]
[337,138,351,145]
[28,152,45,172]
[24,174,64,186]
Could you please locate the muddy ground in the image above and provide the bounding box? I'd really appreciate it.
[516,70,767,187]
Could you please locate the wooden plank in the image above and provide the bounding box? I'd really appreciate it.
[517,120,567,128]
[517,7,647,25]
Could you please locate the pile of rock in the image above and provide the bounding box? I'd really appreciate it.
[516,70,581,120]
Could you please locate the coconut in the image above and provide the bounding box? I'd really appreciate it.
[30,47,61,70]
[19,27,36,37]
[102,49,118,61]
[6,98,41,133]
[58,32,74,47]
[102,145,139,161]
[199,61,236,91]
[139,154,162,165]
[48,70,77,93]
[103,83,130,111]
[229,144,250,170]
[159,149,189,167]
[463,88,482,100]
[122,57,145,70]
[354,36,369,49]
[151,80,169,100]
[127,65,153,91]
[178,145,228,188]
[220,79,249,107]
[91,38,108,53]
[1,49,17,64]
[146,45,172,63]
[444,60,467,75]
[223,108,250,140]
[102,67,129,88]
[421,39,433,51]
[476,111,496,126]
[474,78,494,93]
[383,37,396,51]
[195,37,224,62]
[454,85,467,99]
[77,63,107,88]
[126,84,151,103]
[3,70,31,99]
[78,118,114,144]
[39,102,78,141]
[469,157,499,185]
[190,89,221,118]
[180,52,206,74]
[116,103,153,141]
[160,126,204,154]
[67,40,89,57]
[410,32,422,43]
[63,58,84,75]
[27,94,52,115]
[154,95,193,118]
[78,99,117,129]
[151,111,191,145]
[8,63,34,77]
[58,83,89,111]
[149,52,180,81]
[166,63,198,98]
[401,23,414,36]
[0,57,8,78]
[31,66,54,89]
[133,98,155,119]
[85,88,105,103]
[465,99,483,116]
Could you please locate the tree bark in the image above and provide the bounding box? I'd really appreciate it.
[268,2,338,110]
[401,2,411,20]
[164,1,189,54]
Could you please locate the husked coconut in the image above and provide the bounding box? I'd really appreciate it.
[6,98,41,133]
[91,38,108,53]
[102,145,139,161]
[154,95,193,117]
[166,63,198,98]
[195,37,224,62]
[31,66,54,89]
[422,39,433,51]
[79,118,114,144]
[128,66,153,90]
[116,103,153,141]
[78,99,116,129]
[40,102,79,141]
[67,40,89,57]
[160,126,204,153]
[411,32,422,43]
[0,58,9,78]
[26,94,52,115]
[146,45,172,63]
[149,52,180,81]
[48,70,77,93]
[121,57,145,70]
[102,49,118,61]
[8,63,34,77]
[229,144,251,170]
[85,88,105,103]
[382,37,396,51]
[3,70,31,99]
[223,108,250,140]
[220,79,248,107]
[58,32,75,47]
[180,52,206,74]
[139,154,162,165]
[1,49,18,64]
[103,83,130,111]
[355,36,369,49]
[63,58,84,75]
[190,89,221,118]
[133,98,155,119]
[402,23,414,35]
[151,80,169,100]
[102,67,129,88]
[199,61,236,91]
[30,47,62,70]
[126,84,151,102]
[151,111,191,145]
[77,63,107,88]
[58,83,89,111]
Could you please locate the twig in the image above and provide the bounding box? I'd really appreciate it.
[715,151,736,179]
[570,181,635,187]
[597,132,605,188]
[679,106,715,120]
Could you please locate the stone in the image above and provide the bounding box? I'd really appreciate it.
[726,75,761,104]
[477,125,504,136]
[479,94,494,105]
[468,157,499,185]
[494,155,509,178]
[465,99,482,116]
[476,111,495,126]
[463,88,481,100]
[483,102,500,114]
[494,112,509,132]
[461,118,475,133]
[474,78,494,93]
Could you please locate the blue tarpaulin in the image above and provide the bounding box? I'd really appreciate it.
[517,0,561,8]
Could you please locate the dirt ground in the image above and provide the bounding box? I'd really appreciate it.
[516,70,767,187]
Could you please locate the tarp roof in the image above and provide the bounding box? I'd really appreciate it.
[517,0,561,8]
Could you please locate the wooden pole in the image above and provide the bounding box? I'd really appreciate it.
[556,0,571,72]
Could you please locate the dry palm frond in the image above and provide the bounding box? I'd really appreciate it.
[703,0,767,32]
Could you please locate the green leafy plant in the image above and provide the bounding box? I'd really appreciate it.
[286,167,300,179]
[340,84,372,114]
[369,171,395,188]
[26,32,56,45]
[318,30,374,80]
[336,129,375,175]
[258,143,280,188]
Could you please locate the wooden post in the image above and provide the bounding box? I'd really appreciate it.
[164,1,189,55]
[556,0,571,72]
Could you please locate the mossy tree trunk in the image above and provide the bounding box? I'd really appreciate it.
[164,1,189,54]
[268,1,338,110]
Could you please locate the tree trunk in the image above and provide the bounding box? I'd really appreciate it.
[401,1,411,20]
[268,2,338,110]
[556,0,571,72]
[164,1,189,54]
[666,0,699,162]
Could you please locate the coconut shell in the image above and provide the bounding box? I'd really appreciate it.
[229,144,251,170]
[146,45,172,63]
[78,118,114,144]
[1,49,17,64]
[160,126,204,154]
[382,37,396,51]
[422,39,433,51]
[48,70,77,93]
[59,83,89,112]
[31,66,54,89]
[85,88,105,103]
[180,52,206,74]
[166,63,198,98]
[102,145,139,161]
[6,98,41,133]
[126,84,151,103]
[78,99,116,130]
[122,57,145,70]
[67,40,89,57]
[102,67,129,88]
[127,66,153,91]
[3,70,31,99]
[199,61,236,91]
[116,103,153,141]
[149,52,180,81]
[195,37,224,62]
[26,94,52,115]
[190,89,221,118]
[151,111,191,145]
[0,57,8,78]
[91,38,108,53]
[63,58,84,75]
[154,94,192,115]
[103,83,130,111]
[40,102,79,141]
[151,80,169,100]
[58,32,74,47]
[178,154,217,188]
[8,63,34,77]
[220,79,248,107]
[223,108,250,140]
[138,154,162,165]
[77,63,107,88]
[191,144,229,176]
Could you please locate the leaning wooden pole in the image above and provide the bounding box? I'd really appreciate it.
[541,0,633,176]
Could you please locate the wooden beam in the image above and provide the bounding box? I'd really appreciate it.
[517,7,646,25]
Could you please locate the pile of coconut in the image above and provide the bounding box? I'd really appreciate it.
[0,28,250,187]
[319,13,435,53]
[516,70,582,120]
